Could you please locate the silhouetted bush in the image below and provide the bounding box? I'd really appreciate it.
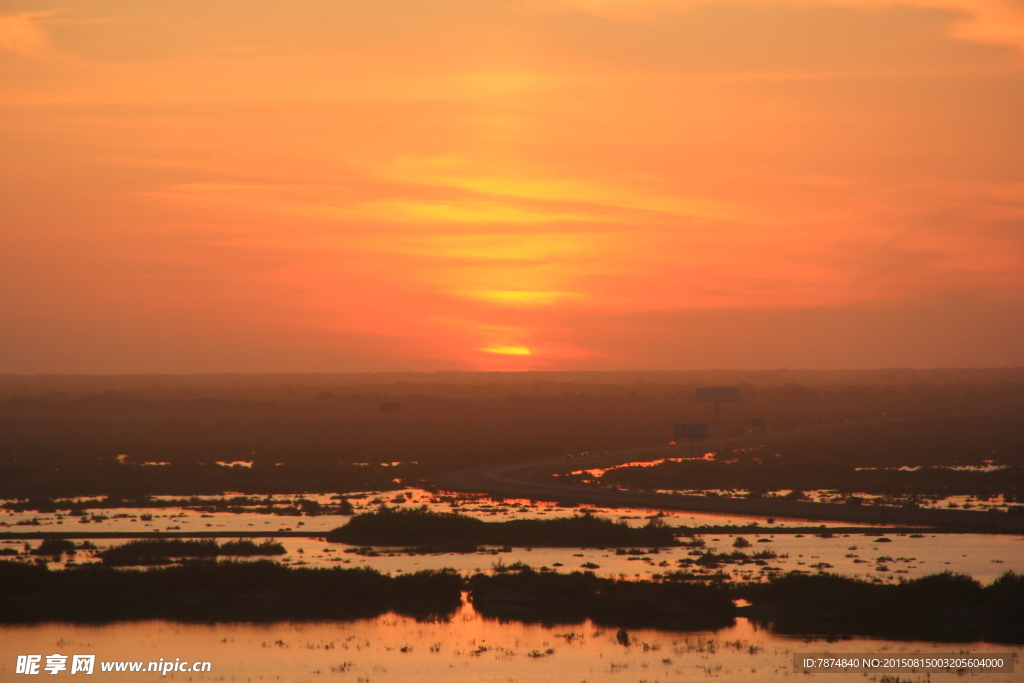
[31,538,77,556]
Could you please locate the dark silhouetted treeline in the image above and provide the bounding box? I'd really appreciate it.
[325,507,678,547]
[467,566,1024,641]
[0,560,463,622]
[468,566,736,629]
[737,571,1024,643]
[1,370,1022,498]
[2,556,1021,640]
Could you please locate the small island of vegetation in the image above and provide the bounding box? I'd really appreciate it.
[325,506,678,548]
[99,538,287,566]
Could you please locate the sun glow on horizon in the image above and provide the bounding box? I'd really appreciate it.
[470,290,583,306]
[481,346,533,356]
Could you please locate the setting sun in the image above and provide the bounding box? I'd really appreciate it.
[481,346,533,356]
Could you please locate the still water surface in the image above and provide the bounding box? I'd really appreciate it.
[4,489,1023,682]
[2,601,1021,683]
[4,489,1023,583]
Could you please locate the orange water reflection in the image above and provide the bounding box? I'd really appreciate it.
[2,609,1021,683]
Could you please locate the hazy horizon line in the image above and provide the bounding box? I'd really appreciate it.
[3,366,1024,377]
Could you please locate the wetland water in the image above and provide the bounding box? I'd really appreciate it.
[4,489,1022,583]
[3,488,1023,681]
[2,603,1021,683]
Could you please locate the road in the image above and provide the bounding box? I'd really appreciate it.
[435,423,1024,533]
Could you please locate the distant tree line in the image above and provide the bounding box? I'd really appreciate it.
[1,375,1021,498]
[592,416,1024,500]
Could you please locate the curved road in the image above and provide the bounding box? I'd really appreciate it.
[436,423,1024,533]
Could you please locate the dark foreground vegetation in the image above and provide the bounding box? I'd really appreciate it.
[468,567,1024,642]
[99,538,286,566]
[0,560,462,622]
[737,570,1024,643]
[2,370,1021,498]
[325,506,678,548]
[1,558,1020,641]
[469,567,735,630]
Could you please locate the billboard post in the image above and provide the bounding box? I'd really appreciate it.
[674,423,709,457]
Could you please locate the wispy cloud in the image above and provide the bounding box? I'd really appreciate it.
[384,154,732,220]
[0,12,54,56]
[529,0,1024,52]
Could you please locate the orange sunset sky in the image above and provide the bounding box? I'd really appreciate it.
[1,0,1022,372]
